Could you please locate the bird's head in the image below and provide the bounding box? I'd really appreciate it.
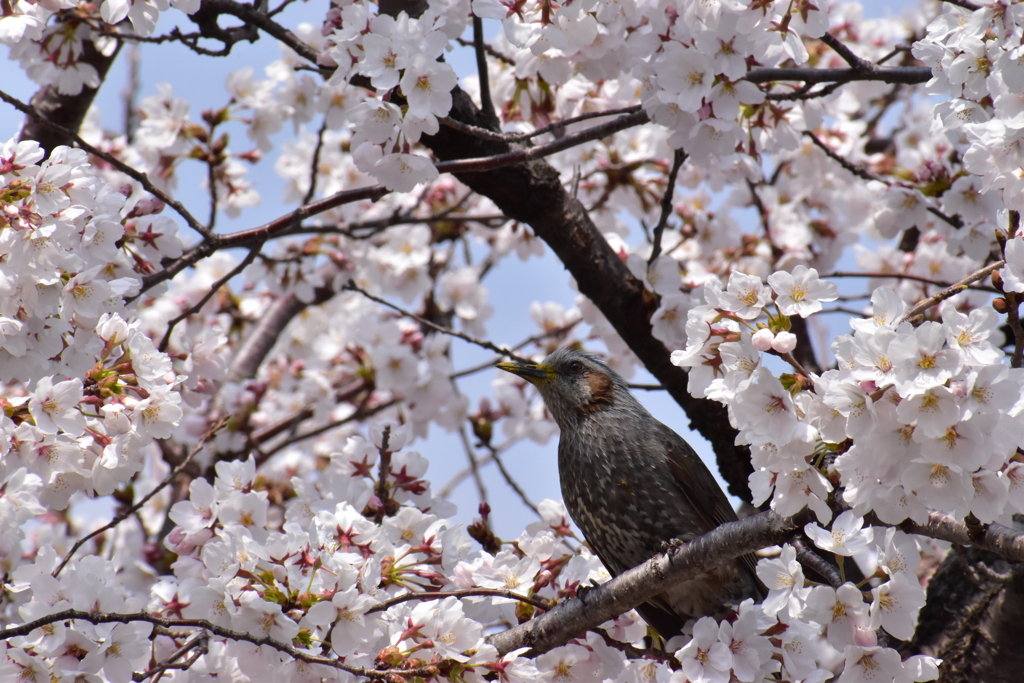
[497,348,628,427]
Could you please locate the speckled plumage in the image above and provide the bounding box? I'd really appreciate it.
[499,348,765,637]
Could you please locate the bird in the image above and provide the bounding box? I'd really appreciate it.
[497,347,765,638]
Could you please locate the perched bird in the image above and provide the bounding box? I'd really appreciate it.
[498,348,765,637]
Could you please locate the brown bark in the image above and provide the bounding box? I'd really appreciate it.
[907,545,1024,682]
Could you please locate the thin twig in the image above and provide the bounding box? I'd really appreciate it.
[745,65,930,85]
[255,399,399,465]
[472,14,496,122]
[158,244,263,351]
[0,609,441,680]
[440,106,644,144]
[433,110,650,174]
[0,88,210,238]
[804,130,881,183]
[941,0,981,10]
[649,149,686,264]
[486,444,540,517]
[900,261,1005,322]
[448,318,582,380]
[53,418,227,577]
[820,32,872,70]
[825,270,998,294]
[139,184,390,295]
[627,383,665,391]
[368,588,552,614]
[375,424,393,523]
[133,632,208,682]
[458,424,489,508]
[302,120,329,206]
[343,281,531,363]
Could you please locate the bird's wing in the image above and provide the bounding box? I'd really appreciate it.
[662,436,738,532]
[662,436,766,600]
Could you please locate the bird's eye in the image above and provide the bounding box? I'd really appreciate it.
[567,360,584,373]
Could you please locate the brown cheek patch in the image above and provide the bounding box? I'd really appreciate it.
[581,371,615,413]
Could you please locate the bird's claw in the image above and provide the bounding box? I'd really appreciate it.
[659,538,685,554]
[577,581,598,603]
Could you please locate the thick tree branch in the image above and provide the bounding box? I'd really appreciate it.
[901,510,1024,562]
[487,509,809,655]
[745,66,931,85]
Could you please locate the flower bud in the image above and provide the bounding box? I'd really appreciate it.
[771,330,798,353]
[751,328,775,351]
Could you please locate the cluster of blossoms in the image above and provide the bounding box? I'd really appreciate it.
[913,3,1024,214]
[0,137,204,545]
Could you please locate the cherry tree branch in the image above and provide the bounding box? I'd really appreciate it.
[342,281,533,363]
[649,149,687,264]
[0,610,440,680]
[139,185,388,294]
[900,510,1024,561]
[900,261,1005,322]
[368,588,552,613]
[158,243,264,352]
[440,106,644,144]
[819,32,873,71]
[745,66,930,85]
[825,271,999,294]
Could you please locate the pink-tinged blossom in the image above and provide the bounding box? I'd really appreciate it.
[960,364,1021,418]
[78,622,153,681]
[731,367,816,445]
[128,386,183,439]
[902,461,973,513]
[895,385,961,438]
[804,510,872,557]
[767,265,838,317]
[675,616,732,683]
[969,470,1009,523]
[877,528,921,580]
[717,602,774,682]
[1003,235,1024,293]
[535,644,592,683]
[372,153,439,193]
[869,575,927,641]
[304,587,380,656]
[656,43,713,113]
[400,55,457,119]
[837,646,911,683]
[915,414,989,471]
[716,271,771,320]
[803,583,869,651]
[941,306,1003,368]
[28,377,85,436]
[407,596,483,661]
[235,595,301,643]
[756,545,809,619]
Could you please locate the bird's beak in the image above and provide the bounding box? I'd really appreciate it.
[496,361,556,386]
